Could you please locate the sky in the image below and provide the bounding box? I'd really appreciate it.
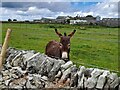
[0,0,120,21]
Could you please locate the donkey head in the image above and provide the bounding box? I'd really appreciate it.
[55,29,76,60]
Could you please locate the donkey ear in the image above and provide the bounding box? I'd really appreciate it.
[55,29,62,37]
[68,30,76,38]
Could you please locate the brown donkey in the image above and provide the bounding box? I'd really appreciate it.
[45,29,76,62]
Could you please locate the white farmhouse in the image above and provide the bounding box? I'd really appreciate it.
[70,20,87,24]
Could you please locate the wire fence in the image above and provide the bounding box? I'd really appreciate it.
[4,23,119,44]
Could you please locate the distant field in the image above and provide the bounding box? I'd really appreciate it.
[1,23,119,73]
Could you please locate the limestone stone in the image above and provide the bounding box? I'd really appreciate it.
[41,76,48,81]
[77,66,86,88]
[55,70,62,78]
[96,70,110,89]
[48,60,65,81]
[91,68,104,78]
[84,68,94,77]
[86,76,97,89]
[0,47,119,89]
[70,65,78,87]
[61,61,73,72]
[77,74,85,88]
[60,65,76,82]
[0,74,3,81]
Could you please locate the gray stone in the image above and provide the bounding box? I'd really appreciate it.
[11,52,22,67]
[45,81,55,88]
[27,55,53,75]
[104,82,110,90]
[0,82,2,85]
[77,66,86,76]
[6,48,17,57]
[3,75,10,80]
[5,54,14,68]
[31,74,42,80]
[70,73,78,87]
[77,74,85,88]
[0,84,8,88]
[0,74,3,81]
[2,70,9,76]
[8,77,27,88]
[84,68,94,77]
[37,57,55,75]
[9,85,23,89]
[96,70,110,89]
[5,79,11,86]
[46,56,56,63]
[26,74,45,88]
[23,52,35,60]
[14,59,24,68]
[41,76,48,81]
[48,60,65,81]
[61,61,73,72]
[110,76,119,88]
[60,65,76,83]
[70,65,78,87]
[91,68,104,78]
[77,66,86,88]
[45,58,54,73]
[86,76,97,88]
[26,80,37,88]
[24,52,40,66]
[27,55,45,74]
[55,70,62,78]
[10,67,26,78]
[107,73,119,88]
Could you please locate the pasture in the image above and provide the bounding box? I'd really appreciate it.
[1,23,119,73]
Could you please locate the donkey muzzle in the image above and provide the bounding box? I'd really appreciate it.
[62,52,68,59]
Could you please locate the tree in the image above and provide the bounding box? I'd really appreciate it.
[8,19,12,22]
[86,15,93,17]
[66,19,70,24]
[13,19,17,21]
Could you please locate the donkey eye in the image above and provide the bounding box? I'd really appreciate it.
[60,43,62,46]
[59,43,63,48]
[68,44,70,47]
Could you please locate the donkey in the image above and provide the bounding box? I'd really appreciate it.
[45,29,76,61]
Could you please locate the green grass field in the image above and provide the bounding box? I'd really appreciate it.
[1,23,119,73]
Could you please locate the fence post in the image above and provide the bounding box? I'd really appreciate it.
[0,29,12,71]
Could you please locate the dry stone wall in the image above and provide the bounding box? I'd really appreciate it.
[0,47,120,89]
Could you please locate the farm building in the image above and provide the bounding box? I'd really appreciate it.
[56,16,70,24]
[100,18,120,27]
[33,19,41,23]
[33,18,56,23]
[69,16,101,25]
[70,20,88,24]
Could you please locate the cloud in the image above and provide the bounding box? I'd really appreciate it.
[17,6,54,16]
[1,2,75,20]
[2,2,74,12]
[86,0,119,18]
[1,1,119,21]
